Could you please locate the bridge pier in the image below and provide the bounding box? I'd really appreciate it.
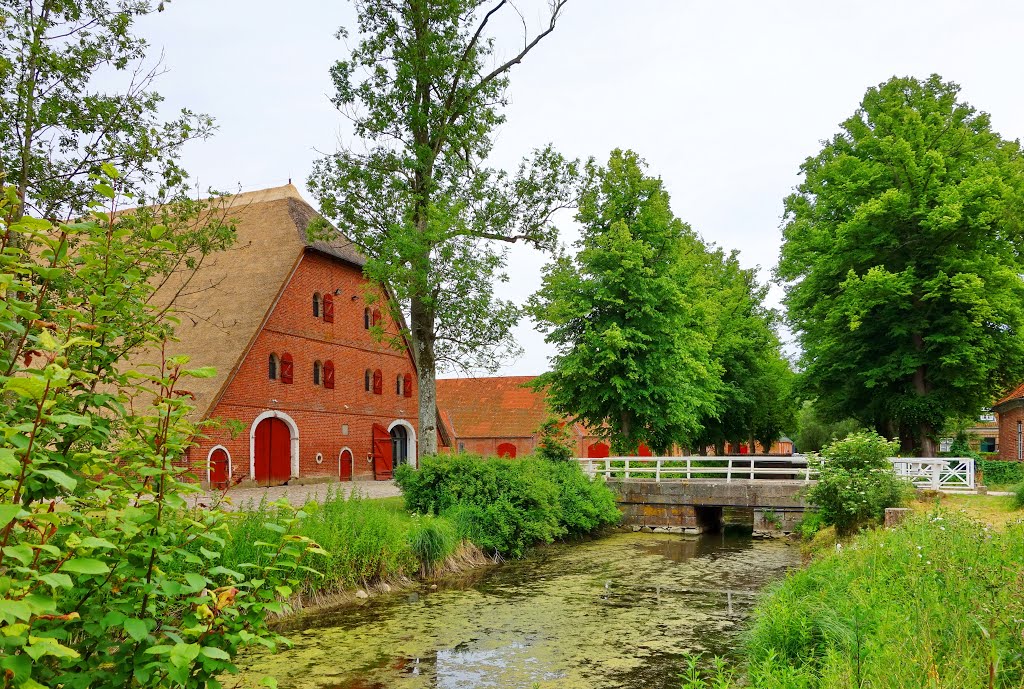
[621,503,723,535]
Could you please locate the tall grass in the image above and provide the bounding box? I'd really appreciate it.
[744,512,1024,688]
[217,490,462,594]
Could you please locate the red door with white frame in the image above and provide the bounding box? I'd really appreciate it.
[254,417,291,486]
[209,448,230,489]
[339,448,353,482]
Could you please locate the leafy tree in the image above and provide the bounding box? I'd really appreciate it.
[793,400,862,453]
[534,415,575,462]
[0,178,319,688]
[308,0,577,456]
[692,248,797,454]
[529,149,720,454]
[806,431,911,534]
[777,75,1024,456]
[0,0,214,221]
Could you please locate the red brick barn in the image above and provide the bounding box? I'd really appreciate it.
[993,383,1024,461]
[149,185,421,487]
[435,376,610,458]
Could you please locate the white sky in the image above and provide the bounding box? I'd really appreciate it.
[135,1,1024,376]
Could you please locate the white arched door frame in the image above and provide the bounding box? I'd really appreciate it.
[249,410,300,479]
[206,445,232,485]
[387,419,417,469]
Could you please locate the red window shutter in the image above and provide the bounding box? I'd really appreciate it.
[403,373,412,398]
[373,369,382,395]
[323,294,334,323]
[324,361,335,389]
[281,354,293,384]
[372,308,382,327]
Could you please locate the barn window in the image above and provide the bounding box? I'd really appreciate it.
[364,368,371,392]
[323,360,335,389]
[313,361,323,386]
[372,308,382,327]
[403,373,412,398]
[313,292,322,318]
[280,353,294,384]
[323,293,334,323]
[372,369,383,395]
[396,374,403,395]
[268,353,279,380]
[364,307,371,329]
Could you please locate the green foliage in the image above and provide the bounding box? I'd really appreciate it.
[529,150,720,454]
[978,459,1024,487]
[0,0,215,219]
[308,0,576,455]
[692,249,798,454]
[534,416,575,462]
[794,511,826,540]
[793,400,862,453]
[395,455,620,558]
[0,180,317,688]
[1014,483,1024,510]
[745,513,1024,688]
[777,74,1024,456]
[805,431,911,534]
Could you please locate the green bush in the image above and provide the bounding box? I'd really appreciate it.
[805,431,912,534]
[395,455,620,557]
[978,459,1024,487]
[745,513,1024,688]
[1014,483,1024,511]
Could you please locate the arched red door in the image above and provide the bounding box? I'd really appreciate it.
[637,443,653,457]
[254,417,291,486]
[372,424,393,480]
[587,442,610,458]
[496,442,517,458]
[209,448,230,489]
[339,448,353,482]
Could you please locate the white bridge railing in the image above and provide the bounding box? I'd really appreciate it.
[576,456,976,490]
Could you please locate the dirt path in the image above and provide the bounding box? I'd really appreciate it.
[192,481,401,511]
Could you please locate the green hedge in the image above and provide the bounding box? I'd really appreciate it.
[395,455,620,557]
[978,459,1024,486]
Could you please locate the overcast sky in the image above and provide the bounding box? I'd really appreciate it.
[135,1,1024,377]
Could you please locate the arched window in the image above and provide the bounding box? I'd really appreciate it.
[403,373,413,398]
[364,307,371,329]
[372,369,383,395]
[364,368,372,392]
[280,353,294,384]
[496,442,517,459]
[313,292,322,318]
[371,308,382,327]
[396,374,403,395]
[313,361,323,386]
[323,293,334,323]
[323,361,335,389]
[268,353,278,380]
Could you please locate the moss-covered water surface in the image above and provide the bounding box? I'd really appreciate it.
[234,532,799,689]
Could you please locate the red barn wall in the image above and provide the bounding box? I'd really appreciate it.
[188,250,418,485]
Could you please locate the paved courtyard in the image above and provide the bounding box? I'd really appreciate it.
[191,480,402,511]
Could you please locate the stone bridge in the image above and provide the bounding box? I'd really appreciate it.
[606,479,811,537]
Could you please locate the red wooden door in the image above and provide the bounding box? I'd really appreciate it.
[339,449,353,482]
[209,448,230,489]
[587,442,610,458]
[496,442,517,458]
[372,423,393,480]
[637,443,653,457]
[254,417,291,486]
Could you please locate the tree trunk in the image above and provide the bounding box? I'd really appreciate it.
[910,333,937,457]
[411,295,437,458]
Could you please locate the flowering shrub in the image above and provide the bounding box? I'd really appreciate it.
[805,431,912,534]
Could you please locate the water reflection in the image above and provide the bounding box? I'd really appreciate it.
[237,532,799,689]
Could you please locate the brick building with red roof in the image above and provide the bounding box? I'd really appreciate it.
[992,382,1024,460]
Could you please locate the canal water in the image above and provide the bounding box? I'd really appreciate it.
[235,531,800,689]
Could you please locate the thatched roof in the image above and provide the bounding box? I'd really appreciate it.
[139,184,363,419]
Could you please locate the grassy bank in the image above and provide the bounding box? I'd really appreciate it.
[743,512,1024,688]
